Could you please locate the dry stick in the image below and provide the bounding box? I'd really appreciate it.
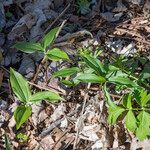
[115,27,150,45]
[44,3,70,35]
[28,81,65,95]
[51,128,70,150]
[73,83,91,149]
[39,105,81,138]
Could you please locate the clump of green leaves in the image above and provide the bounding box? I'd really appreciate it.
[10,68,62,129]
[13,27,69,61]
[53,47,150,140]
[77,0,91,15]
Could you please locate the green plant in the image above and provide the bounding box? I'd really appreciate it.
[4,134,11,150]
[13,27,69,61]
[10,68,62,129]
[77,0,91,15]
[16,133,29,142]
[53,47,150,140]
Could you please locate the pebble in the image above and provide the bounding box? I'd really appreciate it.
[0,4,6,28]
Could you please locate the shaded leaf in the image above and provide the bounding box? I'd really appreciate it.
[13,42,44,53]
[42,27,59,49]
[46,48,69,61]
[14,105,32,130]
[103,84,116,108]
[5,134,11,150]
[125,110,137,132]
[29,91,62,102]
[53,67,79,77]
[10,68,31,102]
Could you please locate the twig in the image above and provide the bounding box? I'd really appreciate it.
[115,27,150,45]
[30,56,47,86]
[44,4,70,34]
[39,105,81,138]
[55,30,93,43]
[73,83,91,149]
[28,81,65,95]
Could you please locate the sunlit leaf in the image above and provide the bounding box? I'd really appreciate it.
[108,76,138,88]
[108,106,125,125]
[136,111,150,141]
[123,93,132,109]
[82,55,106,75]
[46,48,69,61]
[60,80,75,86]
[10,68,31,102]
[53,67,79,77]
[76,73,106,83]
[14,105,32,130]
[29,91,62,102]
[125,110,137,132]
[42,27,59,49]
[13,42,44,53]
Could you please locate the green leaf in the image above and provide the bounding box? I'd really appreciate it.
[76,73,106,83]
[125,110,137,132]
[16,133,28,142]
[123,93,132,109]
[42,27,59,49]
[134,90,150,106]
[140,90,150,107]
[82,55,106,76]
[53,67,79,77]
[5,134,11,150]
[103,84,116,108]
[46,48,69,61]
[13,42,44,53]
[29,91,62,102]
[60,80,75,86]
[108,106,125,125]
[108,76,138,88]
[14,105,32,130]
[10,68,31,102]
[136,111,150,141]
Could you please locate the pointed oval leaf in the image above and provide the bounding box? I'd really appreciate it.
[123,93,132,109]
[60,80,75,86]
[76,73,106,83]
[10,68,31,102]
[14,105,32,130]
[125,110,137,132]
[108,106,125,125]
[108,76,138,88]
[42,27,59,49]
[53,67,79,77]
[82,55,106,75]
[140,90,150,107]
[29,91,62,102]
[103,84,116,108]
[13,42,44,53]
[136,111,150,141]
[46,48,69,61]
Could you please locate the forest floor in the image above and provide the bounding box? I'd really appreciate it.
[0,0,150,150]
